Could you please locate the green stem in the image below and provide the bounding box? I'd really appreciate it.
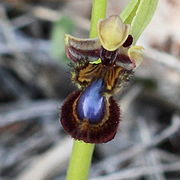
[66,141,95,180]
[90,0,107,38]
[66,0,107,180]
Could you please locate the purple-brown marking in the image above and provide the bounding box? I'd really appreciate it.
[60,90,120,143]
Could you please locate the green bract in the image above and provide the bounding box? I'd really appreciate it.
[120,0,158,44]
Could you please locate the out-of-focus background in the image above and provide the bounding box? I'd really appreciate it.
[0,0,180,179]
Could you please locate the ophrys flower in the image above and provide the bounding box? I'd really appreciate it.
[61,15,143,143]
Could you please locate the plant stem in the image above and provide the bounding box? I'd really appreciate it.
[66,141,95,180]
[90,0,107,38]
[66,0,106,180]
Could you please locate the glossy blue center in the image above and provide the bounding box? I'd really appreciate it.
[77,79,105,123]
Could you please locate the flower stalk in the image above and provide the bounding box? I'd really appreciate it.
[66,0,107,180]
[66,141,95,180]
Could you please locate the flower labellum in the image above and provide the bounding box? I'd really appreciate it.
[60,15,143,143]
[61,79,120,143]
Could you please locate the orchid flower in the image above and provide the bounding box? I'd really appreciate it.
[61,15,143,143]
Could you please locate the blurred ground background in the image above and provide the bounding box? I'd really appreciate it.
[0,0,180,180]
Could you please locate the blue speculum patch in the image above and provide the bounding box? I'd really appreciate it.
[77,79,105,123]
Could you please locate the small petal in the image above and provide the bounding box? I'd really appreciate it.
[116,53,136,70]
[97,15,130,51]
[65,34,101,62]
[65,34,101,50]
[128,45,144,68]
